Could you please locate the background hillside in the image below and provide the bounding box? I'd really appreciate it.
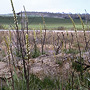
[0,12,90,30]
[17,11,90,20]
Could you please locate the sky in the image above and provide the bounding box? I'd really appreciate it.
[0,0,90,14]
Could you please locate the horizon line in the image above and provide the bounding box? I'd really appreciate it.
[0,11,89,15]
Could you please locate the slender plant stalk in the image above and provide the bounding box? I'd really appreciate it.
[9,30,15,66]
[10,0,18,30]
[25,34,30,90]
[10,1,29,90]
[23,6,28,34]
[71,33,74,47]
[4,36,11,65]
[78,14,87,51]
[61,32,66,49]
[77,74,82,90]
[4,36,15,90]
[33,29,37,55]
[10,0,20,56]
[69,15,83,79]
[40,24,43,52]
[42,16,46,54]
[21,11,26,45]
[69,15,81,58]
[72,71,74,90]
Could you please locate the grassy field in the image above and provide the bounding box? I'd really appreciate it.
[0,16,89,30]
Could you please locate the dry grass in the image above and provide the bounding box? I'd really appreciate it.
[0,30,90,56]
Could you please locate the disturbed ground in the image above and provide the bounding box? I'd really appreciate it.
[0,53,72,79]
[0,30,89,80]
[0,51,90,81]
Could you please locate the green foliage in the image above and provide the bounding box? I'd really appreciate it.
[2,74,59,90]
[0,86,9,90]
[72,57,84,72]
[31,47,41,58]
[0,16,88,30]
[0,24,5,29]
[87,78,90,88]
[0,16,80,24]
[42,77,56,89]
[73,43,84,48]
[29,75,58,89]
[63,48,79,54]
[29,74,43,89]
[56,60,63,66]
[1,66,89,90]
[13,78,27,90]
[15,49,22,57]
[72,62,82,72]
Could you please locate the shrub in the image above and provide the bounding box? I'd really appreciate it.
[63,48,79,54]
[31,47,41,58]
[72,57,84,72]
[0,24,5,29]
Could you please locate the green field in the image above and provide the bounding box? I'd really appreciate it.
[0,16,90,30]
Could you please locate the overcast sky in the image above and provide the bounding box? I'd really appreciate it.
[0,0,90,14]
